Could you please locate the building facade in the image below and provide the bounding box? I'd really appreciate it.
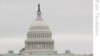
[20,4,57,55]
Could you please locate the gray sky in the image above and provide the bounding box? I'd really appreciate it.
[0,0,92,54]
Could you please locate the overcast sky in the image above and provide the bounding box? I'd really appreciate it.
[0,0,92,54]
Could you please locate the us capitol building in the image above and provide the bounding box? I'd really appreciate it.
[0,4,92,56]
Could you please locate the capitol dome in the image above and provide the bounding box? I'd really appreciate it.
[29,20,50,31]
[29,4,50,31]
[30,20,48,27]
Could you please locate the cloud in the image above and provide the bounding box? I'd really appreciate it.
[0,0,92,54]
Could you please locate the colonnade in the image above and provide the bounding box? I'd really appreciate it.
[26,42,54,50]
